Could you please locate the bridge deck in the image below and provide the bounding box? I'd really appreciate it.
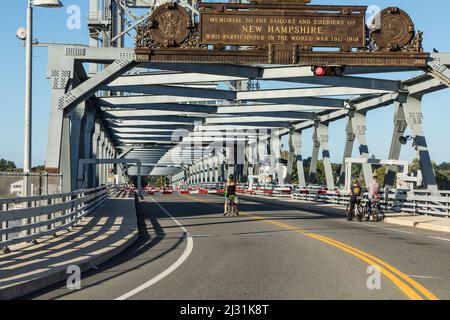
[20,193,450,300]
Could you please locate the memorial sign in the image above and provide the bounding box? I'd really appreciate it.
[200,6,366,49]
[135,1,427,67]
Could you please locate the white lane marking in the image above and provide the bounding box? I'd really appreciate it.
[363,223,419,235]
[428,236,450,242]
[408,274,450,280]
[115,196,194,300]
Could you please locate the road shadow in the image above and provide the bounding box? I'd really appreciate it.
[21,194,185,300]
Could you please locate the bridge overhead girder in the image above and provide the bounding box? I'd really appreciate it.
[43,41,450,189]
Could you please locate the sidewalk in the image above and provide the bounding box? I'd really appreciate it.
[0,194,138,300]
[238,193,450,234]
[384,214,450,233]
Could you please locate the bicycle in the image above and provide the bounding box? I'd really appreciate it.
[366,197,384,222]
[346,196,365,222]
[224,195,239,217]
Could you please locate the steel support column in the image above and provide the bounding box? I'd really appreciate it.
[45,50,73,177]
[247,143,256,185]
[68,104,86,191]
[292,131,306,188]
[317,124,335,190]
[351,112,373,186]
[243,143,249,183]
[257,132,268,181]
[99,131,106,185]
[92,122,101,187]
[82,108,95,189]
[270,132,283,185]
[339,117,355,186]
[56,114,71,192]
[309,128,320,184]
[403,96,438,190]
[385,103,408,188]
[286,131,295,184]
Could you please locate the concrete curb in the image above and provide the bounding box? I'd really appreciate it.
[0,199,139,300]
[384,216,450,233]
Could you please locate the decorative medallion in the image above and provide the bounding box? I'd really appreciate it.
[147,2,192,48]
[370,7,415,51]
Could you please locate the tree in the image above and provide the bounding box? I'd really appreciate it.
[155,176,169,188]
[410,158,450,190]
[438,162,450,171]
[32,165,45,173]
[374,166,386,186]
[0,159,17,171]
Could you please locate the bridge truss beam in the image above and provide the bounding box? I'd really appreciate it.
[43,39,450,190]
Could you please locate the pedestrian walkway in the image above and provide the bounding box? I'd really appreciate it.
[0,194,138,300]
[384,214,450,233]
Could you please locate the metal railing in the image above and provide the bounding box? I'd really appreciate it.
[180,183,450,217]
[290,189,450,217]
[0,186,108,252]
[107,183,128,197]
[87,11,112,26]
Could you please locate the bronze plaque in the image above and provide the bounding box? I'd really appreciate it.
[371,7,415,51]
[200,8,366,48]
[148,3,192,47]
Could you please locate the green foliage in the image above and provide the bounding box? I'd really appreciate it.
[32,165,46,173]
[410,158,450,190]
[374,166,386,187]
[436,170,450,190]
[156,176,169,188]
[0,159,17,171]
[438,162,450,171]
[147,176,170,188]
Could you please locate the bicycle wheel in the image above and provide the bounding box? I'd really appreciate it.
[346,203,354,221]
[372,207,380,222]
[356,205,363,222]
[225,200,231,216]
[362,205,370,222]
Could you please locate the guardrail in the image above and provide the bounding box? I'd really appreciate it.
[186,183,450,217]
[107,184,127,197]
[291,189,450,217]
[0,186,108,253]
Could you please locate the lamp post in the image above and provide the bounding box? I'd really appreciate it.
[23,0,63,197]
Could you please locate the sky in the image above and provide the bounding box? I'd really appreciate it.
[0,0,449,168]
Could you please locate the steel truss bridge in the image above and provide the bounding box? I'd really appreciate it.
[3,0,450,302]
[40,0,450,193]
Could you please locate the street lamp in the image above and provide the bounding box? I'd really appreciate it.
[22,0,63,197]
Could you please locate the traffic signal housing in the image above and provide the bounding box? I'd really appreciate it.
[313,66,345,77]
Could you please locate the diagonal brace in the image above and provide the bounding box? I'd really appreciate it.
[58,59,136,111]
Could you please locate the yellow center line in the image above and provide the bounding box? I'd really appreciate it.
[181,194,439,300]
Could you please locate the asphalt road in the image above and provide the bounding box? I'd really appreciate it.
[25,193,450,300]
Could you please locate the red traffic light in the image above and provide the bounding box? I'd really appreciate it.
[313,66,345,77]
[314,66,327,77]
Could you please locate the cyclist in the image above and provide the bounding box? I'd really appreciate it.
[348,178,362,219]
[224,175,238,216]
[367,174,380,220]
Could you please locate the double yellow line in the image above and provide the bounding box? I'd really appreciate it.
[182,194,438,300]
